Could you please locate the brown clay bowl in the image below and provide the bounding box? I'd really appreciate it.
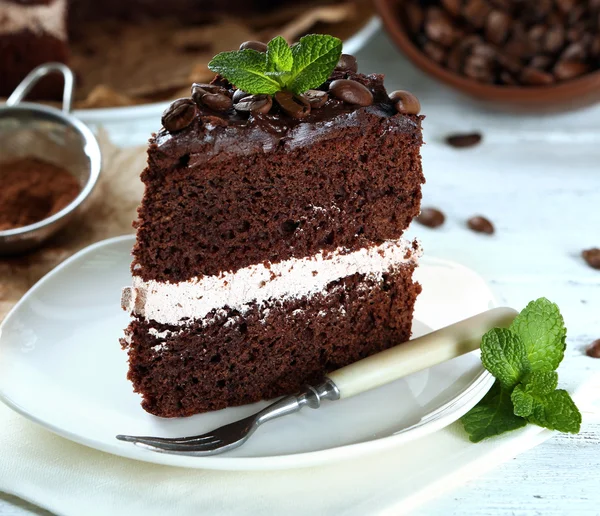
[373,0,600,111]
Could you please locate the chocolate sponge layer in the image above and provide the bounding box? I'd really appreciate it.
[132,106,424,282]
[122,264,421,418]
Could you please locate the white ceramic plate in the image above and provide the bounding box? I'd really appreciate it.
[0,235,495,471]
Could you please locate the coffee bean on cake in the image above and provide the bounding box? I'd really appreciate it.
[161,98,197,133]
[191,83,232,112]
[335,54,358,72]
[467,215,495,234]
[389,90,421,115]
[399,0,600,86]
[234,94,273,114]
[274,91,311,118]
[329,79,374,106]
[416,208,445,228]
[304,90,328,108]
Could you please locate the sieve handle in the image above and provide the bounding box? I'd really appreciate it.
[6,62,75,113]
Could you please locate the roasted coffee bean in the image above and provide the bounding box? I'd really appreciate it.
[304,89,328,108]
[161,98,197,133]
[423,41,447,63]
[239,40,268,52]
[463,53,494,82]
[496,51,522,74]
[446,132,482,148]
[234,94,272,114]
[232,89,250,104]
[463,0,492,29]
[417,207,445,228]
[389,90,421,115]
[553,61,590,80]
[485,10,511,45]
[192,83,232,112]
[520,67,555,85]
[529,55,553,70]
[441,0,461,18]
[274,91,311,118]
[560,42,587,62]
[405,1,424,33]
[582,248,600,269]
[335,54,358,72]
[586,339,600,358]
[467,215,495,235]
[499,71,517,84]
[544,25,566,53]
[556,0,577,13]
[329,79,373,106]
[425,7,457,46]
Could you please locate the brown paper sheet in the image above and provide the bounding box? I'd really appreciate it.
[0,134,145,321]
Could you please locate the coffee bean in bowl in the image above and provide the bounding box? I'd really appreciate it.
[374,0,600,110]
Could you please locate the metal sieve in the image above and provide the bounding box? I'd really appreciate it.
[0,63,101,255]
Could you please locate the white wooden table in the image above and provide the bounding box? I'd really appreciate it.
[1,30,599,515]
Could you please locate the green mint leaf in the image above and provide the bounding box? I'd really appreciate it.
[287,34,342,95]
[523,389,582,434]
[522,371,559,395]
[208,49,280,95]
[511,385,534,417]
[461,381,527,443]
[480,328,530,390]
[266,36,293,75]
[510,298,566,372]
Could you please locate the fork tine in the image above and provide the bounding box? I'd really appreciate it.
[120,436,224,452]
[116,434,216,444]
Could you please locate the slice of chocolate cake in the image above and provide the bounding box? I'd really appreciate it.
[121,36,425,417]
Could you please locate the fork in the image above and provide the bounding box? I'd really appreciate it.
[117,307,517,456]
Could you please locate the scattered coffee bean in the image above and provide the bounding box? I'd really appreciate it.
[389,90,421,115]
[232,89,250,104]
[467,215,495,235]
[401,0,600,86]
[274,91,311,119]
[234,94,272,114]
[304,89,328,108]
[417,207,445,228]
[329,79,373,106]
[586,339,600,358]
[191,83,232,112]
[161,98,197,133]
[335,54,358,73]
[582,248,600,270]
[445,132,482,148]
[239,40,268,52]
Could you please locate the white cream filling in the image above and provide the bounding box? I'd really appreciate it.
[123,239,421,326]
[0,0,67,40]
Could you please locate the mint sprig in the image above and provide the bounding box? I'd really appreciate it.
[208,35,342,95]
[461,298,581,443]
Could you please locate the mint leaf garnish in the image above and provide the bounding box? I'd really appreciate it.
[461,381,527,443]
[525,390,582,434]
[480,328,529,390]
[208,34,342,96]
[208,49,280,95]
[510,298,566,373]
[288,35,343,94]
[266,36,293,78]
[462,299,582,442]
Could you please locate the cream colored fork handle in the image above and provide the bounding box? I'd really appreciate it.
[327,307,518,399]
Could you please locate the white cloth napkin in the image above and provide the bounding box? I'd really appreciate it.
[0,377,597,516]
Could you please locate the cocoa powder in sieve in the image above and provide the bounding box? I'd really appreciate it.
[0,158,81,231]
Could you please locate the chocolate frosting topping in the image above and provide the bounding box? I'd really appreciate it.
[151,71,420,168]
